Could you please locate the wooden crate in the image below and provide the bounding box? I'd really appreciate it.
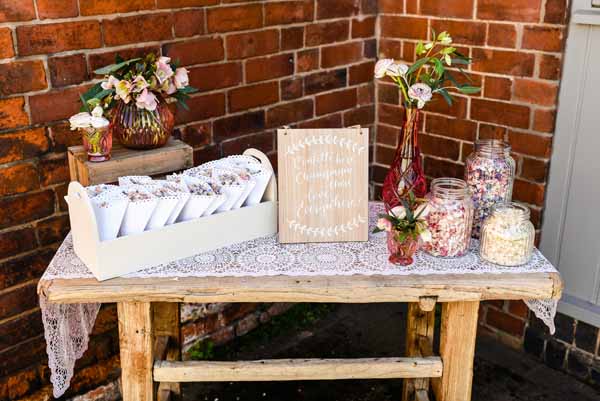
[68,139,193,186]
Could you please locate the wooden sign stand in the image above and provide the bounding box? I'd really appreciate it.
[277,127,369,243]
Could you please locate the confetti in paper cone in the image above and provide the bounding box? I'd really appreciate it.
[119,186,158,236]
[90,191,128,241]
[118,175,152,186]
[176,176,220,221]
[86,184,119,199]
[145,182,189,230]
[203,193,227,216]
[161,180,191,225]
[244,169,272,206]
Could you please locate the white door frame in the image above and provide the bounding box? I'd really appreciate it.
[541,0,600,327]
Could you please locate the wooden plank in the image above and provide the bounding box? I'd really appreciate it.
[40,272,563,304]
[67,139,193,186]
[157,388,172,401]
[402,302,436,401]
[153,303,181,400]
[154,336,169,361]
[418,296,437,312]
[153,357,442,382]
[433,301,479,401]
[118,302,154,401]
[277,128,369,243]
[415,389,430,401]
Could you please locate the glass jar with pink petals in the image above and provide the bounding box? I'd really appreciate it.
[422,178,473,258]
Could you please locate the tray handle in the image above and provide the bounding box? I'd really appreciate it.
[67,181,101,253]
[243,148,277,202]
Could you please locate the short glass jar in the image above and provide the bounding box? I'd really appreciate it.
[422,178,474,258]
[465,139,515,238]
[480,202,535,266]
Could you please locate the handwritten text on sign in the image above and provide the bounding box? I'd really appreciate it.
[277,128,369,243]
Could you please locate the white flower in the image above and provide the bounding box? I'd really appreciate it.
[101,75,119,90]
[135,88,158,111]
[415,203,430,218]
[132,75,149,93]
[115,80,132,103]
[389,206,406,219]
[374,58,394,79]
[386,63,409,78]
[69,112,92,130]
[90,116,109,129]
[420,229,432,243]
[173,67,189,89]
[91,106,103,118]
[408,83,433,109]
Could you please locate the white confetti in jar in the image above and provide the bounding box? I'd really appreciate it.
[465,140,515,238]
[480,202,535,266]
[422,178,474,258]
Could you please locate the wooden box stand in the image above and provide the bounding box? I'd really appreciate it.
[68,139,194,186]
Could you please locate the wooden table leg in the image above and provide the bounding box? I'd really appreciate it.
[154,302,182,401]
[118,302,155,401]
[432,301,479,401]
[402,299,436,401]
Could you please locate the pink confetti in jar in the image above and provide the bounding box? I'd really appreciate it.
[422,178,474,258]
[465,140,515,238]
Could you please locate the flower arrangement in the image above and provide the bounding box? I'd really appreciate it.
[72,53,197,150]
[373,192,431,265]
[80,53,196,114]
[374,31,480,206]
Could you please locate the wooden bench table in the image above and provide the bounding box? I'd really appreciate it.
[40,270,562,401]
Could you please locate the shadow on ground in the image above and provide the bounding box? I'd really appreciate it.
[183,304,600,401]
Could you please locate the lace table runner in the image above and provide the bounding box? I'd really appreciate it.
[39,202,560,397]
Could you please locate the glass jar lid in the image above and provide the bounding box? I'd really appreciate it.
[475,139,511,157]
[490,202,531,221]
[431,177,470,199]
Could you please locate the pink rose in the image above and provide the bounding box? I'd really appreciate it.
[173,67,189,89]
[374,59,394,79]
[155,57,174,84]
[135,88,158,111]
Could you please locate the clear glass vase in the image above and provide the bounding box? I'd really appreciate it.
[81,125,112,162]
[386,230,421,266]
[110,98,175,149]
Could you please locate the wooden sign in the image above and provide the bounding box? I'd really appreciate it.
[277,127,369,243]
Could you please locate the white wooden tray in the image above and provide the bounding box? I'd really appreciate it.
[67,149,278,281]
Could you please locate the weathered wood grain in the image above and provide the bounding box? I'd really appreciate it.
[153,357,443,382]
[118,302,154,401]
[40,272,562,304]
[68,139,193,186]
[434,301,480,401]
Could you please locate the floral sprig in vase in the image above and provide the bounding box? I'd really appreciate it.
[69,105,111,162]
[374,31,480,208]
[374,192,431,266]
[79,53,197,149]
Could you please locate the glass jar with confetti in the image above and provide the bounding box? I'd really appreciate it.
[465,140,515,238]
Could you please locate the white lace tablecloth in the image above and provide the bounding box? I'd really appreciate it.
[39,202,560,397]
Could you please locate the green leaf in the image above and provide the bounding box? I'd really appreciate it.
[438,88,453,106]
[93,57,142,75]
[79,94,91,113]
[431,58,444,76]
[457,85,481,94]
[81,82,103,101]
[407,57,430,76]
[416,42,425,55]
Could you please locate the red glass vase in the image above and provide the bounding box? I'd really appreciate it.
[386,230,421,266]
[110,98,174,150]
[382,108,427,210]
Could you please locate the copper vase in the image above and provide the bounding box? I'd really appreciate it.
[110,99,174,149]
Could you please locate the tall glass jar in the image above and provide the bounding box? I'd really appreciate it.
[480,202,535,266]
[422,178,474,258]
[465,139,515,238]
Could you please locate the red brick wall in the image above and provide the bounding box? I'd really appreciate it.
[374,0,569,351]
[0,1,376,399]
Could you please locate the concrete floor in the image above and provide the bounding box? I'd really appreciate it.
[183,304,600,401]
